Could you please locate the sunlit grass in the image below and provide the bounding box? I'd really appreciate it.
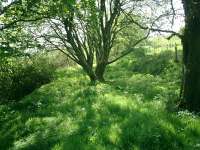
[0,48,200,150]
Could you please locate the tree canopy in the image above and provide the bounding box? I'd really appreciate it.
[0,0,183,82]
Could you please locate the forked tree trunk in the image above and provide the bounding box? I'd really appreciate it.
[181,0,200,112]
[82,62,107,83]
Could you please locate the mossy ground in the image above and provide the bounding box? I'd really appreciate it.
[0,49,200,150]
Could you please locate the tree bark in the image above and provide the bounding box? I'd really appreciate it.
[82,65,97,83]
[181,0,200,112]
[82,63,107,83]
[95,62,107,82]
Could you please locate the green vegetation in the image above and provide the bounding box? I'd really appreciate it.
[1,48,200,150]
[0,1,200,149]
[0,55,56,101]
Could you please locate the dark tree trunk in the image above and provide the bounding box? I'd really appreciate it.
[95,62,107,82]
[174,44,179,63]
[181,0,200,112]
[82,62,107,83]
[88,72,97,83]
[82,65,97,83]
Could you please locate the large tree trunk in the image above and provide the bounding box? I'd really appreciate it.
[82,62,107,83]
[95,62,107,82]
[182,0,200,112]
[82,65,97,83]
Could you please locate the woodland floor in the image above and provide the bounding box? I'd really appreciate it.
[1,48,200,150]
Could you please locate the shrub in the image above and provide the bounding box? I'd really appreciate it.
[132,50,176,75]
[47,51,76,68]
[0,55,56,102]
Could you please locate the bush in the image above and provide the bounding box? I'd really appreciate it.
[0,56,56,102]
[46,51,76,68]
[132,50,177,75]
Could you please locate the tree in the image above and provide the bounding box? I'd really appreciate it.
[180,0,200,112]
[1,0,182,83]
[0,0,21,30]
[27,0,150,82]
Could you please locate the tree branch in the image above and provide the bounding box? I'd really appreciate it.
[107,29,151,65]
[0,16,49,30]
[121,9,183,39]
[0,0,20,15]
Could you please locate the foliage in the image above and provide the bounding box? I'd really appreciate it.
[0,47,200,150]
[41,51,76,68]
[0,55,56,101]
[0,25,43,59]
[110,16,146,59]
[1,0,153,82]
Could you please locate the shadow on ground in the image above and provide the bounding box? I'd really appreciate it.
[0,50,200,150]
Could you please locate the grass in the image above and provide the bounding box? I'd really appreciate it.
[0,48,200,150]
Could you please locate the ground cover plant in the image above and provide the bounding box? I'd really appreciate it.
[0,47,200,150]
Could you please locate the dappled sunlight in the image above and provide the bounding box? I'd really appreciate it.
[0,50,200,150]
[0,0,199,148]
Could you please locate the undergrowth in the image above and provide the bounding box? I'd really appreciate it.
[0,49,200,150]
